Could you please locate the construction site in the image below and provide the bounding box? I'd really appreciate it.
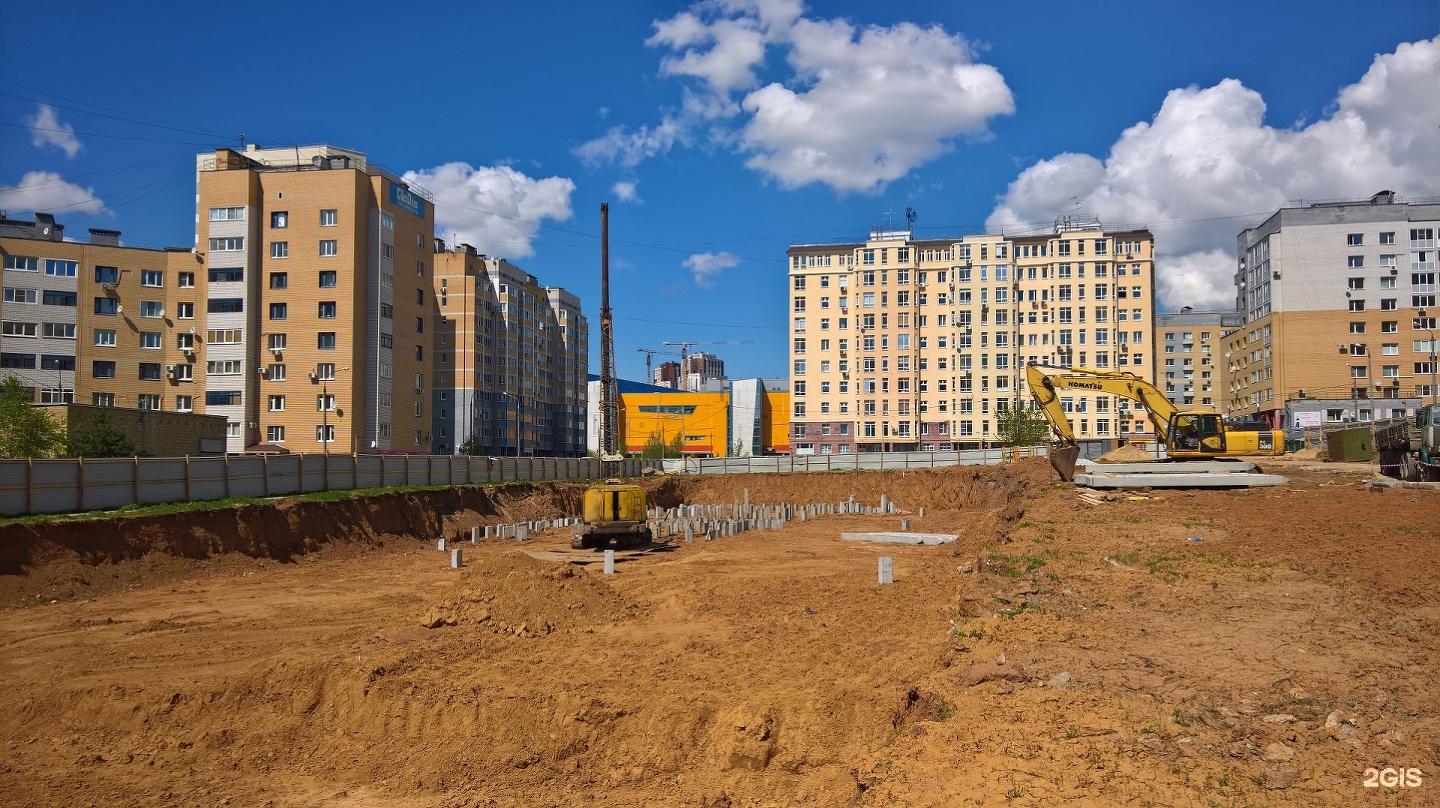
[1,453,1436,807]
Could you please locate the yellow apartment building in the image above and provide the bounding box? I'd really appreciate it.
[787,217,1156,453]
[194,145,435,453]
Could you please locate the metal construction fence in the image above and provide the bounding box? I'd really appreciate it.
[0,454,658,517]
[661,445,1052,475]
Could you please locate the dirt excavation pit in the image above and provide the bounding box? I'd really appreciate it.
[1,459,1437,807]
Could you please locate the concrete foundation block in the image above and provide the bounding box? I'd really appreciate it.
[450,548,463,569]
[878,556,894,584]
[603,549,616,575]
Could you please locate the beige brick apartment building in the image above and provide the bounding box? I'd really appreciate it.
[787,217,1156,453]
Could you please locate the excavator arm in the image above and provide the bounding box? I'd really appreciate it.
[1025,363,1180,480]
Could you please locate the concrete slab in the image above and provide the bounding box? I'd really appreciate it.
[1076,472,1288,489]
[1076,460,1258,474]
[841,532,958,546]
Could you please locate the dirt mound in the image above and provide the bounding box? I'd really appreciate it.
[1095,443,1157,463]
[420,552,636,635]
[1288,447,1324,460]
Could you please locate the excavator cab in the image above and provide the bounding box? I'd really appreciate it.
[1170,412,1226,455]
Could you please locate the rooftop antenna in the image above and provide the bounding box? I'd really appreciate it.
[905,207,917,227]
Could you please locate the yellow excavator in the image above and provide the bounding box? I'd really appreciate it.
[1026,362,1284,481]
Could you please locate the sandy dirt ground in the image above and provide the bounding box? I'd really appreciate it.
[1,458,1437,807]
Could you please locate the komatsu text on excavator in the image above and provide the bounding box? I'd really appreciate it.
[1026,362,1284,481]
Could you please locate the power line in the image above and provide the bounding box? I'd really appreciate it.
[1,87,239,141]
[0,121,222,148]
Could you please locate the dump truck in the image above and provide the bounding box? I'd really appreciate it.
[1374,405,1440,481]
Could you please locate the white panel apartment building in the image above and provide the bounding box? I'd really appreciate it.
[787,218,1157,453]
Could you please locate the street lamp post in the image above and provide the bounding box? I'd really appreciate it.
[1419,309,1438,408]
[501,391,513,457]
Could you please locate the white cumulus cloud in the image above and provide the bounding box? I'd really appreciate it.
[742,19,1013,192]
[403,163,575,259]
[578,3,1014,194]
[0,171,105,216]
[683,251,740,288]
[987,36,1440,311]
[612,181,640,203]
[24,104,82,158]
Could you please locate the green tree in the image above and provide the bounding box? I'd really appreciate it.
[0,376,67,458]
[641,430,667,459]
[641,430,684,459]
[456,435,490,456]
[66,411,137,458]
[994,401,1051,448]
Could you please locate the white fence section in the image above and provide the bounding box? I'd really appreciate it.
[0,454,658,517]
[661,446,1050,475]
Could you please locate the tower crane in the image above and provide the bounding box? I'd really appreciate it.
[661,340,757,391]
[635,347,681,386]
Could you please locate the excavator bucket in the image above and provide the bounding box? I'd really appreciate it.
[1049,444,1080,482]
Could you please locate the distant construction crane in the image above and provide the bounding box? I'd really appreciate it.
[636,347,681,386]
[661,340,758,391]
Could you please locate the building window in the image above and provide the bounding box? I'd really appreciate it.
[269,302,287,320]
[209,206,245,221]
[209,267,243,283]
[268,395,285,411]
[177,271,195,288]
[318,302,337,319]
[3,255,38,272]
[271,211,288,228]
[138,300,163,318]
[1348,255,1364,268]
[316,363,336,380]
[207,299,242,314]
[176,302,194,319]
[415,317,424,333]
[140,269,163,287]
[176,395,193,412]
[270,272,288,290]
[318,332,337,350]
[206,391,241,406]
[320,209,338,227]
[44,259,77,277]
[1348,300,1365,312]
[317,394,336,412]
[208,237,244,252]
[138,363,162,381]
[268,425,286,442]
[1347,233,1364,246]
[319,240,338,257]
[271,242,289,259]
[140,331,162,349]
[319,271,337,288]
[92,360,116,378]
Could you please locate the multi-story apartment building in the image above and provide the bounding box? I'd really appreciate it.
[6,144,588,458]
[1155,308,1244,412]
[2,213,198,411]
[194,144,435,453]
[787,217,1156,454]
[431,246,587,456]
[1229,193,1439,426]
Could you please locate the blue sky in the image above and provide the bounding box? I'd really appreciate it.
[2,1,1437,382]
